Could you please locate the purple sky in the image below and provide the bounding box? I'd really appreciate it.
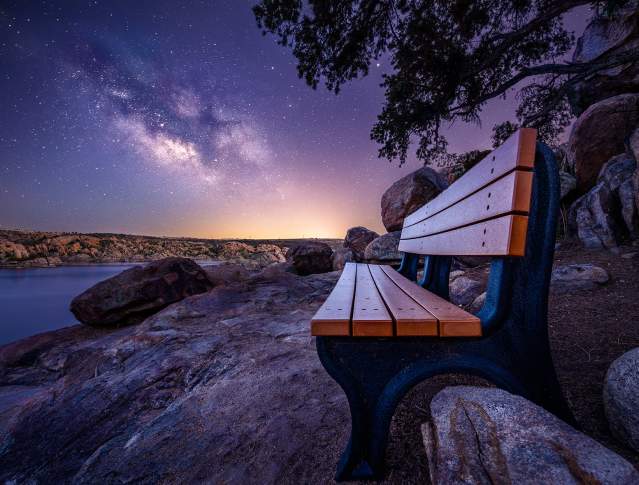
[0,1,591,238]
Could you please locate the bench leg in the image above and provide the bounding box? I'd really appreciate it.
[515,340,577,427]
[316,337,529,481]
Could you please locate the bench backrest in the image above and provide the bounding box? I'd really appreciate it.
[398,128,537,257]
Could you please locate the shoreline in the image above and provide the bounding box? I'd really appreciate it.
[0,259,225,270]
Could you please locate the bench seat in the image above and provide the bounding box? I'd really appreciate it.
[311,262,480,338]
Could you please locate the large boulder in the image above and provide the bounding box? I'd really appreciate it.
[422,386,639,485]
[604,347,639,452]
[381,166,447,232]
[568,181,623,249]
[287,241,333,276]
[363,231,401,263]
[569,153,638,248]
[569,3,639,116]
[70,257,213,326]
[343,226,378,260]
[567,93,639,194]
[550,263,610,293]
[599,154,637,192]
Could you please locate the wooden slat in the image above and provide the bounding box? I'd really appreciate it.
[369,264,438,336]
[400,170,533,240]
[311,263,356,336]
[398,214,529,257]
[403,128,536,228]
[352,264,393,337]
[380,266,481,337]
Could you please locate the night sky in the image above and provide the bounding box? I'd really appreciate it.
[0,1,590,238]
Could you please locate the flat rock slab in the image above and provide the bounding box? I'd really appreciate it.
[422,386,639,485]
[0,268,348,484]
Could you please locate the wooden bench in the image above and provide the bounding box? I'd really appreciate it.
[311,129,574,481]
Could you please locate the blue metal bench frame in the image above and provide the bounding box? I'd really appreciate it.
[315,142,575,481]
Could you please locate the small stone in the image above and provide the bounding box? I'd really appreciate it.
[449,276,483,308]
[550,263,609,293]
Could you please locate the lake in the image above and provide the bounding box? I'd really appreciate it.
[0,262,220,346]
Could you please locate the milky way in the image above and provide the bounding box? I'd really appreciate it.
[0,1,590,238]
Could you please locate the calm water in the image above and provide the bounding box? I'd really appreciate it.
[0,262,219,346]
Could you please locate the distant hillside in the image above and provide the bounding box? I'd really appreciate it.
[0,229,341,268]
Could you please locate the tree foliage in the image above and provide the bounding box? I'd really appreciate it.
[254,0,636,164]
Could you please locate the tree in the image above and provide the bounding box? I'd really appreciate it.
[254,0,637,164]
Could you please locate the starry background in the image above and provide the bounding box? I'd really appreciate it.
[0,1,590,238]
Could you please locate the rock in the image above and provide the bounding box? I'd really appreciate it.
[422,386,639,485]
[598,154,637,192]
[554,144,573,172]
[455,255,491,267]
[469,291,486,314]
[568,182,622,249]
[214,242,286,270]
[331,247,354,271]
[70,257,213,326]
[550,263,610,293]
[599,154,638,236]
[568,153,639,247]
[0,241,29,261]
[381,166,447,232]
[287,241,333,276]
[619,177,639,236]
[559,171,577,200]
[630,127,639,162]
[567,93,639,193]
[604,347,639,452]
[363,231,401,263]
[343,226,378,260]
[0,268,348,483]
[449,276,483,308]
[569,4,639,116]
[204,263,251,286]
[449,270,465,281]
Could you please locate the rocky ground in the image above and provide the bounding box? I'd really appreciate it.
[0,228,340,269]
[0,243,638,483]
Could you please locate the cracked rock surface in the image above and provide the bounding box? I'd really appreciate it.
[422,386,639,485]
[0,267,348,484]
